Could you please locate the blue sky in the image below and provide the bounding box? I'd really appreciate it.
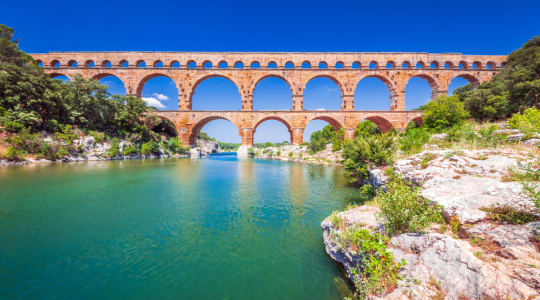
[5,0,538,143]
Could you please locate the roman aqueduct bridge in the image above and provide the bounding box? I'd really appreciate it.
[30,52,507,146]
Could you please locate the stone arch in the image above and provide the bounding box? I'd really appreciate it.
[93,73,127,95]
[252,74,293,96]
[202,60,213,69]
[401,61,411,69]
[153,60,163,68]
[191,74,242,110]
[218,60,228,68]
[85,60,95,67]
[306,115,343,130]
[49,73,70,80]
[364,116,393,133]
[472,61,482,69]
[386,61,396,69]
[253,116,293,143]
[170,60,180,68]
[407,116,424,128]
[453,74,480,87]
[369,61,379,69]
[458,61,468,69]
[408,74,438,100]
[67,60,78,68]
[50,59,60,67]
[285,61,295,69]
[416,61,425,69]
[102,60,112,67]
[303,74,344,98]
[486,61,496,69]
[136,73,179,98]
[430,61,440,69]
[119,59,129,67]
[147,115,179,137]
[354,74,396,110]
[189,115,240,145]
[136,60,146,68]
[444,61,454,69]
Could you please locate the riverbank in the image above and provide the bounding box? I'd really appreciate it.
[0,130,222,167]
[322,148,540,299]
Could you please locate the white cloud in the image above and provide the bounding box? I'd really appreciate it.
[316,108,326,111]
[142,97,166,109]
[152,93,169,101]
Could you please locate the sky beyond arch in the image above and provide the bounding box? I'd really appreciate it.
[12,0,539,143]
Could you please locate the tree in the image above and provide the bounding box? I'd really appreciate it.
[422,95,469,131]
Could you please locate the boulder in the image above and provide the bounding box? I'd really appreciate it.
[493,129,521,135]
[524,138,540,147]
[507,133,525,141]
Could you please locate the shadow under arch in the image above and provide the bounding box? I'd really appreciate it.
[407,116,424,128]
[190,74,241,110]
[354,74,396,110]
[306,115,343,131]
[146,115,178,137]
[253,116,293,142]
[189,115,240,145]
[364,116,393,133]
[136,73,178,98]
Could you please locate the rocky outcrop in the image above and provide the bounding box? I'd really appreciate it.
[323,149,540,299]
[196,139,221,155]
[371,149,537,223]
[253,144,343,165]
[322,207,540,299]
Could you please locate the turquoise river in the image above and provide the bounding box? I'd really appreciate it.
[0,155,360,299]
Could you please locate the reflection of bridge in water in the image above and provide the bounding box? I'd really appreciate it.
[30,51,506,145]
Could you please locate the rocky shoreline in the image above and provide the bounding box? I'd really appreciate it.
[322,149,540,299]
[0,136,222,167]
[252,144,344,166]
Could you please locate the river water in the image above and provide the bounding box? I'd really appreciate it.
[0,155,359,299]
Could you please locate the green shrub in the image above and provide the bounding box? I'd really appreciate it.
[331,127,345,151]
[399,127,431,154]
[377,174,444,235]
[508,107,540,137]
[55,146,68,159]
[248,147,256,158]
[3,119,24,132]
[89,131,106,144]
[43,119,62,132]
[309,125,337,153]
[122,145,137,156]
[198,132,215,141]
[167,137,189,154]
[343,133,396,184]
[107,138,120,157]
[54,125,78,145]
[481,206,539,224]
[140,141,159,155]
[6,127,43,153]
[5,146,24,161]
[422,95,470,132]
[354,120,381,138]
[341,228,405,298]
[264,142,273,148]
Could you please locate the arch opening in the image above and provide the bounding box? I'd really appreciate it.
[139,75,178,110]
[253,118,292,145]
[369,61,378,69]
[250,61,260,69]
[119,60,129,68]
[203,61,213,69]
[354,76,394,110]
[136,60,146,68]
[303,117,342,142]
[218,61,228,69]
[386,61,395,69]
[405,76,435,110]
[430,61,439,69]
[303,76,342,111]
[301,61,311,69]
[318,62,328,69]
[68,60,78,68]
[154,60,163,68]
[95,75,126,96]
[285,61,294,69]
[187,61,197,69]
[50,60,60,68]
[416,61,425,69]
[192,76,242,111]
[171,61,180,68]
[449,75,480,94]
[267,61,277,69]
[352,61,361,69]
[402,61,410,69]
[234,61,244,69]
[51,74,70,82]
[335,61,344,69]
[253,75,292,110]
[190,117,241,146]
[85,60,95,68]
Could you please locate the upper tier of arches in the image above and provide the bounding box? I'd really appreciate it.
[32,52,507,71]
